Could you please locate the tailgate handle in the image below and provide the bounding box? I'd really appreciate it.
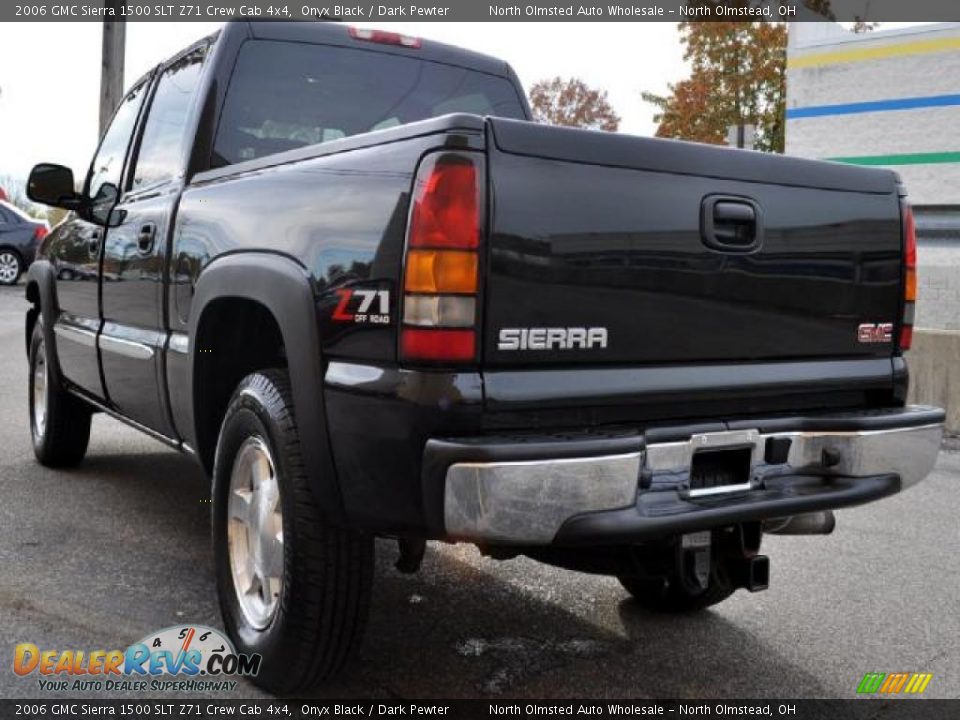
[701,195,763,253]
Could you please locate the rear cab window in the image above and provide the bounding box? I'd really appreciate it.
[212,40,527,168]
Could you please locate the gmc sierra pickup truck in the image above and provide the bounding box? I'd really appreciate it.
[26,21,944,693]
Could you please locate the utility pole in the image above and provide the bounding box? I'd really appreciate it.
[99,0,126,137]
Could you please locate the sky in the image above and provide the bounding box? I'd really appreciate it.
[0,21,688,183]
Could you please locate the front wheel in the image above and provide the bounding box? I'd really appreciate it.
[212,370,373,693]
[29,317,92,467]
[0,250,23,285]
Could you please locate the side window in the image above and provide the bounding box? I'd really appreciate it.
[132,48,206,190]
[87,82,147,221]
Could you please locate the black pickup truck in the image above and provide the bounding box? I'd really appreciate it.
[26,21,943,692]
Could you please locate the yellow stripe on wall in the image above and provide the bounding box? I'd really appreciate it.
[788,36,960,69]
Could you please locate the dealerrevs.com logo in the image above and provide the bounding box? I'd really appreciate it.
[14,625,261,692]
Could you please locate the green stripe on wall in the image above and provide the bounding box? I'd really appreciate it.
[828,151,960,166]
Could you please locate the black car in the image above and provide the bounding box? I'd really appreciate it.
[0,200,48,285]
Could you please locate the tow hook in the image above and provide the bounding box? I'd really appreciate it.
[719,523,770,593]
[680,531,712,591]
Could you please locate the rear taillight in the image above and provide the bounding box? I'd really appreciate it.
[900,202,917,351]
[348,26,421,48]
[400,154,481,364]
[33,226,48,244]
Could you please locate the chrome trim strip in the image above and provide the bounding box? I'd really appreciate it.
[686,481,755,498]
[99,333,155,361]
[169,332,189,354]
[53,322,97,348]
[444,452,643,544]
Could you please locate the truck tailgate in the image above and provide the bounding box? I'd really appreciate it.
[483,118,903,368]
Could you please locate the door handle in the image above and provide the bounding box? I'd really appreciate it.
[701,195,763,253]
[87,230,101,256]
[137,223,156,255]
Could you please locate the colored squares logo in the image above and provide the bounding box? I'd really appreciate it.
[857,672,933,694]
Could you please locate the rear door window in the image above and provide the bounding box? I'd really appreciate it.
[132,47,206,190]
[212,40,527,167]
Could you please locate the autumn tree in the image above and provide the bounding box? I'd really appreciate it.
[529,77,620,132]
[643,21,788,152]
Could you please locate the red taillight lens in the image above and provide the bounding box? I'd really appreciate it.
[408,159,479,250]
[33,226,48,243]
[401,328,475,362]
[348,26,422,48]
[899,324,914,350]
[400,154,482,363]
[900,202,917,351]
[904,205,917,267]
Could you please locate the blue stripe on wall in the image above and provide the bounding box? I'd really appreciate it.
[787,93,960,119]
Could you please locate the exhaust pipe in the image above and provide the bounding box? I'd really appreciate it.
[764,510,836,535]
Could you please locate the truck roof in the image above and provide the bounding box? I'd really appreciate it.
[240,21,516,79]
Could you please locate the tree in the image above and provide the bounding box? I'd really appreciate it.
[529,77,620,132]
[643,21,788,152]
[644,7,877,154]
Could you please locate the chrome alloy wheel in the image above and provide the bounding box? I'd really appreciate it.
[227,436,284,629]
[32,342,48,441]
[0,252,19,284]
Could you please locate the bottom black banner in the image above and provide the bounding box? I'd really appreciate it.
[3,699,957,720]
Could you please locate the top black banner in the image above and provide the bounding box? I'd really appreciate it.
[5,0,960,22]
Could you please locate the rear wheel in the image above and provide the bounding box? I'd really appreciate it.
[212,370,373,693]
[0,250,22,285]
[28,317,92,467]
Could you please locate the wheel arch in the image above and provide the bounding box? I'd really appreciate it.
[188,252,345,522]
[24,260,63,386]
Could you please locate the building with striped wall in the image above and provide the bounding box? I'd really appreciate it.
[787,23,960,210]
[786,22,960,430]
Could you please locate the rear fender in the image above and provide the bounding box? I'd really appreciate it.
[188,252,344,522]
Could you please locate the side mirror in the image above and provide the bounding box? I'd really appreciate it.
[27,163,84,211]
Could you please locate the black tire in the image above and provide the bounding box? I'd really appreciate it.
[618,569,735,613]
[0,249,23,285]
[28,316,92,467]
[212,370,373,693]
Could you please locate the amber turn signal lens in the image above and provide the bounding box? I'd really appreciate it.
[404,250,478,294]
[905,268,917,302]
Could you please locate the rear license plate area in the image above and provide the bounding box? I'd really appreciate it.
[689,445,753,496]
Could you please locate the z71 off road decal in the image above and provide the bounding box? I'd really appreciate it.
[332,289,391,325]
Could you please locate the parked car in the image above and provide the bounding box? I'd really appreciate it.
[0,200,48,285]
[24,21,944,693]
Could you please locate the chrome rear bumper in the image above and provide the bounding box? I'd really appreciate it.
[437,407,944,545]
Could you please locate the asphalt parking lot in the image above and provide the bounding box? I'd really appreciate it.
[0,282,958,701]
